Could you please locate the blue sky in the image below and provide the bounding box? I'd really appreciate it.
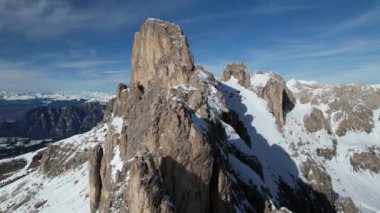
[0,0,379,93]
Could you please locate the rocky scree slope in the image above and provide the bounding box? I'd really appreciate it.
[1,18,380,213]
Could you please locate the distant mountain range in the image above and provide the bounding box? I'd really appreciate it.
[0,91,113,102]
[0,91,113,159]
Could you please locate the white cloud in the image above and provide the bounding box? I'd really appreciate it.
[176,3,315,24]
[248,39,380,65]
[59,60,123,69]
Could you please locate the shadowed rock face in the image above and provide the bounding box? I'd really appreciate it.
[89,144,103,213]
[301,157,335,206]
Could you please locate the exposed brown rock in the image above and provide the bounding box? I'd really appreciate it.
[95,19,236,213]
[41,144,88,177]
[131,18,194,90]
[301,157,335,206]
[290,81,380,136]
[89,144,103,213]
[253,72,295,128]
[222,63,251,89]
[303,107,332,134]
[335,197,358,213]
[0,159,27,181]
[335,104,374,136]
[350,147,380,173]
[316,139,337,160]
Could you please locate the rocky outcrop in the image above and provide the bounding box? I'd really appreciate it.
[251,72,295,128]
[40,144,88,177]
[335,197,358,213]
[131,18,194,90]
[0,159,27,181]
[106,83,129,118]
[289,80,380,136]
[316,139,337,160]
[303,107,332,134]
[301,157,335,206]
[350,147,380,173]
[222,68,295,128]
[89,144,103,213]
[335,105,374,136]
[222,63,251,89]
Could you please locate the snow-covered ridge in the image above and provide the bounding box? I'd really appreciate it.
[0,90,114,103]
[250,71,284,89]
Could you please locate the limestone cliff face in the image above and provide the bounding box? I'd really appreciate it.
[131,18,194,90]
[91,19,235,213]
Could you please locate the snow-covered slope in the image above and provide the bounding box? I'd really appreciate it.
[220,75,380,212]
[0,123,108,212]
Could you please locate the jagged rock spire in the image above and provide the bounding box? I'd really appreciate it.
[222,63,251,89]
[131,18,194,90]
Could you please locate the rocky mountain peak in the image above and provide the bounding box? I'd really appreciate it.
[222,66,295,128]
[250,71,295,128]
[131,18,194,90]
[222,63,251,89]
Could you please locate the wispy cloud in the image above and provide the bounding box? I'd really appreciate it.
[321,4,380,36]
[177,4,315,24]
[248,38,380,63]
[59,60,123,69]
[0,0,190,37]
[69,49,97,58]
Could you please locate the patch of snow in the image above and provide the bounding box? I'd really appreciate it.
[0,164,90,213]
[111,116,123,134]
[173,84,198,92]
[110,145,123,181]
[250,72,273,88]
[220,77,299,202]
